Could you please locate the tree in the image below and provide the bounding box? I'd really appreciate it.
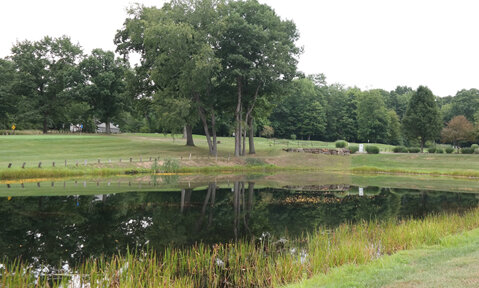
[270,78,325,140]
[11,36,83,133]
[451,89,479,122]
[357,90,388,143]
[402,86,441,152]
[441,115,474,147]
[216,0,300,156]
[386,110,401,145]
[79,49,129,134]
[115,1,221,150]
[0,59,17,129]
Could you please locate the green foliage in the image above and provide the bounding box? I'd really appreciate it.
[335,140,348,148]
[10,36,83,133]
[428,147,436,153]
[451,89,479,122]
[290,134,297,140]
[245,158,267,166]
[271,78,326,140]
[436,148,444,154]
[445,147,454,154]
[349,146,359,154]
[461,147,474,154]
[402,86,442,151]
[386,110,402,145]
[366,145,380,154]
[393,146,408,153]
[408,147,421,153]
[357,90,388,143]
[260,125,274,138]
[471,144,479,150]
[161,158,180,172]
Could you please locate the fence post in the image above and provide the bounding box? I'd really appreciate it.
[65,160,67,167]
[22,162,26,169]
[52,161,55,167]
[98,159,100,164]
[130,158,132,163]
[38,162,42,168]
[8,163,12,168]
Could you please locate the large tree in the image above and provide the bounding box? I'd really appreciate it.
[0,59,17,129]
[357,90,388,143]
[216,0,300,156]
[11,36,83,133]
[402,86,441,152]
[79,49,129,134]
[115,1,222,150]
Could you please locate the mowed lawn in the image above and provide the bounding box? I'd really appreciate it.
[352,153,479,174]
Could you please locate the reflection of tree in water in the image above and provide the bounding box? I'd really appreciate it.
[0,184,477,270]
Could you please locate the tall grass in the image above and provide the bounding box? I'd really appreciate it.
[4,208,479,287]
[0,167,151,180]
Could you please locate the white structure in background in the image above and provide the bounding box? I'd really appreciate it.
[96,123,120,133]
[70,124,82,132]
[359,187,364,196]
[359,144,364,153]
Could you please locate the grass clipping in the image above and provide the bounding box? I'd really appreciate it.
[4,208,479,287]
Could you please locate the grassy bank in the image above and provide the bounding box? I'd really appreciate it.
[4,207,479,287]
[2,134,479,179]
[287,227,479,287]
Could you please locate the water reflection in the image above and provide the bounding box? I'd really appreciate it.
[0,180,478,270]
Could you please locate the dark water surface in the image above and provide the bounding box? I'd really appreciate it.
[1,174,478,269]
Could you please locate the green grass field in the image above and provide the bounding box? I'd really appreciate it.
[0,133,477,179]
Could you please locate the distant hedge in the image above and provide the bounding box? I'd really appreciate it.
[349,146,359,154]
[366,145,380,154]
[408,147,421,153]
[393,146,408,153]
[335,140,348,148]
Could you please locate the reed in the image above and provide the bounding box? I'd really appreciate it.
[3,208,479,287]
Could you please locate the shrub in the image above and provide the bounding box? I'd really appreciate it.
[427,147,436,153]
[436,148,444,154]
[471,144,479,150]
[290,134,296,140]
[445,147,454,154]
[260,125,274,138]
[349,146,359,154]
[474,148,479,154]
[407,147,421,153]
[335,140,348,148]
[245,158,267,166]
[366,145,380,154]
[461,147,474,154]
[393,146,408,153]
[161,158,180,172]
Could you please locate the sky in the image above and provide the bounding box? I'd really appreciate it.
[1,0,479,96]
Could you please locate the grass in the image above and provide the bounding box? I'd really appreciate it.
[4,206,479,287]
[351,153,479,177]
[286,226,479,288]
[2,133,479,180]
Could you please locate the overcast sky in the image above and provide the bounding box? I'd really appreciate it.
[2,0,478,96]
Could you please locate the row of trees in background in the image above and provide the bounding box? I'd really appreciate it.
[1,0,479,155]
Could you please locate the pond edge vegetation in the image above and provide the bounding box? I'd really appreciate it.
[4,207,479,287]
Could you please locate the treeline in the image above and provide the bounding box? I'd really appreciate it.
[1,0,478,155]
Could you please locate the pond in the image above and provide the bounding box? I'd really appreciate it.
[1,173,479,272]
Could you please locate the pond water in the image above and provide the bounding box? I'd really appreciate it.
[1,173,478,271]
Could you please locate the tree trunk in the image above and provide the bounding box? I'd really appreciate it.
[248,117,256,154]
[42,117,48,134]
[196,93,216,156]
[211,113,217,155]
[420,136,425,153]
[235,78,242,157]
[185,124,195,146]
[105,120,111,134]
[242,125,246,156]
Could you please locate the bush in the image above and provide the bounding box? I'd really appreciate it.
[245,158,267,166]
[471,144,479,150]
[408,147,421,153]
[335,140,348,148]
[349,146,359,154]
[436,148,444,154]
[461,147,474,154]
[445,147,454,154]
[393,146,408,153]
[366,145,380,154]
[161,158,180,172]
[427,147,436,153]
[474,148,479,154]
[260,125,274,138]
[290,134,296,140]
